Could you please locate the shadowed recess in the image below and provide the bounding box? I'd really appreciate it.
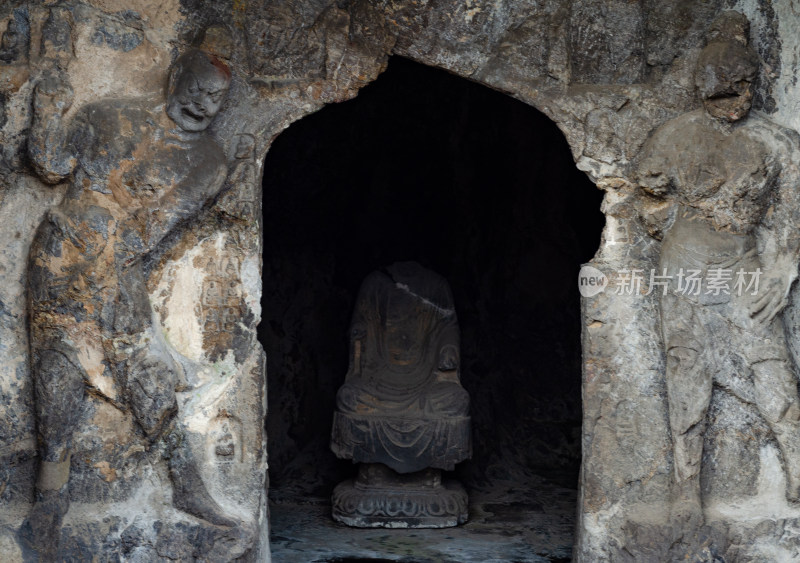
[260,56,604,562]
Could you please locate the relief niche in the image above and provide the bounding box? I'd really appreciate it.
[0,1,799,561]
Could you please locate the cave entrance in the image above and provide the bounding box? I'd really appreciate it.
[259,57,604,562]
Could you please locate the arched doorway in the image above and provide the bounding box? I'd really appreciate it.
[260,57,604,562]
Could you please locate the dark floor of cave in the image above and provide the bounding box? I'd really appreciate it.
[259,56,604,563]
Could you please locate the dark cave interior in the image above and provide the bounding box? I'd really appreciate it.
[259,56,604,561]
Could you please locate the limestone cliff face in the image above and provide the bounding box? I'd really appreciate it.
[0,0,799,561]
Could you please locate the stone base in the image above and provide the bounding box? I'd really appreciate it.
[332,463,468,528]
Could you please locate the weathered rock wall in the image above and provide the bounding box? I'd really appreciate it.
[0,0,798,560]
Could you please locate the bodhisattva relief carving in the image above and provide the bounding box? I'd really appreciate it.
[25,25,253,556]
[330,262,471,528]
[635,11,800,527]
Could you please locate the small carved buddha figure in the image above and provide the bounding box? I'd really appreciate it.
[330,261,472,528]
[0,9,30,137]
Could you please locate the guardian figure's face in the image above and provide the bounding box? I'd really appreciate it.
[695,40,758,123]
[167,50,230,132]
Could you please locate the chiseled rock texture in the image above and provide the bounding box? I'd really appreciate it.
[0,0,798,561]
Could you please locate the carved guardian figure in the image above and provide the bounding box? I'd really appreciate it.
[330,261,472,528]
[25,26,253,557]
[636,11,800,529]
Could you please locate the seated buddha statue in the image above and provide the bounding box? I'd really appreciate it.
[330,262,472,528]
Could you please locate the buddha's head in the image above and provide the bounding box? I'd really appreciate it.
[167,49,231,132]
[695,11,758,123]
